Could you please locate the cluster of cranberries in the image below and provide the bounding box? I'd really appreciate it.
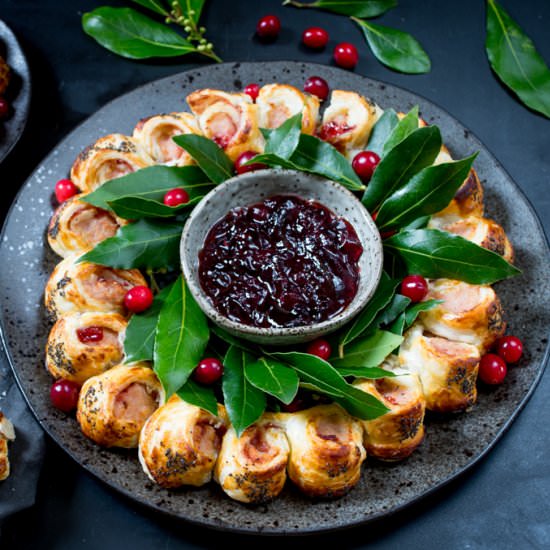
[479,336,523,385]
[256,15,359,70]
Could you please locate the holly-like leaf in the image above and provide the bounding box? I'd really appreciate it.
[177,378,218,416]
[244,356,299,405]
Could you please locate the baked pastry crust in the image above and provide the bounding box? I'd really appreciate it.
[0,412,15,481]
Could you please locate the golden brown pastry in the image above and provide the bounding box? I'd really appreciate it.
[139,395,226,488]
[47,194,122,258]
[317,90,377,157]
[44,255,147,320]
[70,134,153,193]
[435,166,484,219]
[214,412,289,503]
[186,89,263,161]
[46,312,127,384]
[133,112,202,166]
[428,215,514,264]
[353,356,425,461]
[0,55,10,95]
[280,404,366,498]
[77,363,162,448]
[399,323,480,413]
[256,84,320,135]
[419,279,506,352]
[0,412,15,481]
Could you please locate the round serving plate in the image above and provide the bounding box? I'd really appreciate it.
[0,61,548,535]
[0,19,31,164]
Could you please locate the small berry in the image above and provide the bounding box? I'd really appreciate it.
[0,98,9,119]
[55,179,78,203]
[495,335,523,364]
[235,151,267,175]
[333,42,359,69]
[400,275,429,303]
[478,353,507,385]
[302,27,329,49]
[163,188,190,207]
[256,15,281,41]
[193,357,224,385]
[303,76,329,101]
[244,83,260,101]
[306,338,332,361]
[50,379,80,412]
[281,394,307,413]
[352,151,380,182]
[124,286,153,313]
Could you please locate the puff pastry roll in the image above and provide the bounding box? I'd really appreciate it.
[256,84,320,135]
[46,312,127,384]
[47,194,121,258]
[139,395,226,488]
[45,255,147,320]
[77,363,162,448]
[436,166,484,219]
[281,404,366,498]
[317,90,377,157]
[214,412,289,503]
[133,112,202,166]
[419,279,506,352]
[399,323,480,413]
[353,357,425,461]
[0,412,15,481]
[186,89,263,161]
[70,134,153,193]
[428,215,514,264]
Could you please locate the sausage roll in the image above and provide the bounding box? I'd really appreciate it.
[428,215,514,264]
[280,404,366,498]
[47,194,122,258]
[317,90,377,157]
[0,55,10,95]
[399,323,480,413]
[46,312,127,384]
[77,363,162,448]
[214,412,290,503]
[435,166,484,219]
[45,255,147,320]
[70,134,153,193]
[0,412,15,481]
[353,356,426,461]
[186,89,263,161]
[419,278,506,352]
[133,112,202,166]
[139,395,226,488]
[256,84,320,135]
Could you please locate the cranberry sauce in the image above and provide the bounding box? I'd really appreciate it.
[198,195,363,328]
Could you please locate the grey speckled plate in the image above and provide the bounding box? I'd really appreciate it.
[0,19,31,164]
[1,62,549,535]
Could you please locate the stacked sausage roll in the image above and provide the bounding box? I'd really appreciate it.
[42,82,515,504]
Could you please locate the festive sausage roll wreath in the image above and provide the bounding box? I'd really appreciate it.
[43,82,515,504]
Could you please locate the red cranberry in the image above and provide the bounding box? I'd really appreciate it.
[193,357,224,385]
[495,335,523,364]
[333,42,359,69]
[163,188,189,207]
[50,379,80,412]
[281,394,307,413]
[124,286,153,313]
[0,98,9,119]
[55,179,79,203]
[235,151,267,175]
[400,275,429,303]
[244,83,260,101]
[478,353,507,385]
[256,15,281,41]
[304,76,329,101]
[76,326,104,344]
[302,27,329,49]
[352,151,380,183]
[306,338,332,361]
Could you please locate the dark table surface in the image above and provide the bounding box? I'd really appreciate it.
[1,0,549,548]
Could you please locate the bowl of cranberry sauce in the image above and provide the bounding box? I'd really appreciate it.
[181,170,383,345]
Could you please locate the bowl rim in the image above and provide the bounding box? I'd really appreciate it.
[180,168,383,340]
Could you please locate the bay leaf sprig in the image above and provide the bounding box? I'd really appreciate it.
[282,0,397,18]
[177,378,218,416]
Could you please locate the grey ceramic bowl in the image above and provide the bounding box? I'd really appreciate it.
[180,169,383,345]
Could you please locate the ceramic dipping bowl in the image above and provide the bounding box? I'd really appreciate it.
[180,169,383,345]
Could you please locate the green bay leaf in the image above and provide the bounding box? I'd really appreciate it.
[261,113,302,159]
[244,357,299,405]
[108,195,204,220]
[334,366,396,378]
[177,378,218,416]
[131,0,169,16]
[332,329,403,368]
[366,108,399,156]
[382,106,419,155]
[283,0,397,18]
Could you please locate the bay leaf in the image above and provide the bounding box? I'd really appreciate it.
[176,0,206,24]
[177,378,218,417]
[261,113,302,159]
[334,366,396,378]
[283,0,397,18]
[244,357,299,405]
[366,108,399,156]
[332,329,403,368]
[382,106,419,155]
[131,0,169,16]
[108,194,204,220]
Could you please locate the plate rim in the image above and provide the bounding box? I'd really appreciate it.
[1,60,549,535]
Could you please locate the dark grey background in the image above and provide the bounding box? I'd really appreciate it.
[0,0,549,548]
